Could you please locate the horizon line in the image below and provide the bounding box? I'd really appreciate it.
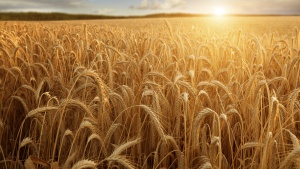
[1,11,300,17]
[0,11,299,21]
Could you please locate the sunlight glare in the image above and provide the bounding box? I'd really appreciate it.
[213,7,225,16]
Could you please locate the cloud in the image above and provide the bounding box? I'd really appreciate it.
[0,0,93,13]
[94,8,114,15]
[130,0,186,10]
[230,0,300,14]
[190,0,300,15]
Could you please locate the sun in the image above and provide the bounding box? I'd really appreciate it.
[213,7,226,16]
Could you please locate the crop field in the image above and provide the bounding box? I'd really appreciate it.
[1,17,300,168]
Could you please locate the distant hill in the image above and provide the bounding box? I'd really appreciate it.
[0,12,205,21]
[0,12,296,21]
[0,12,127,21]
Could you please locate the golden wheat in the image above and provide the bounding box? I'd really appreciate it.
[1,17,300,169]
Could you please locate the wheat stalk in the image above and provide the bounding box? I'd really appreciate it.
[71,159,96,169]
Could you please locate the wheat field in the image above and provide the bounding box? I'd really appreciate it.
[1,17,300,168]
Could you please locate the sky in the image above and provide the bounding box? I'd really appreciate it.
[0,0,300,16]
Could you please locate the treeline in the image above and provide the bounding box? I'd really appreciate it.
[0,12,128,21]
[0,12,291,21]
[0,12,203,21]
